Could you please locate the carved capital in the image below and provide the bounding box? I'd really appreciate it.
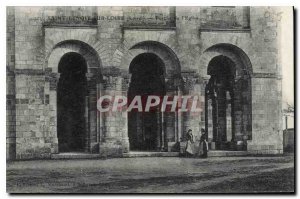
[182,76,197,91]
[102,75,125,91]
[46,73,60,91]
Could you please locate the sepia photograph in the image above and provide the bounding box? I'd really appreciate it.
[5,5,294,194]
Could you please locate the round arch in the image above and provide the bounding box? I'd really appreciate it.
[200,43,253,79]
[57,52,88,152]
[47,40,102,75]
[202,43,253,151]
[125,41,182,152]
[46,40,102,154]
[121,40,181,78]
[129,52,166,75]
[127,52,166,151]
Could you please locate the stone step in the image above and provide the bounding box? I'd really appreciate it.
[51,150,248,159]
[122,151,180,158]
[51,152,101,159]
[208,150,248,157]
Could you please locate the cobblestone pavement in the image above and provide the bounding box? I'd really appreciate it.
[7,155,294,193]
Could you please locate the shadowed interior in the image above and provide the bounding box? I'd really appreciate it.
[128,53,166,151]
[57,52,87,152]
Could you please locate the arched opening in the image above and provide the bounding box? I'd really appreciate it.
[205,55,252,150]
[128,53,166,151]
[57,52,87,152]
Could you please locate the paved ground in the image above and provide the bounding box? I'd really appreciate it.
[7,155,294,193]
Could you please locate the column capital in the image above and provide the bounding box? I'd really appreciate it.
[45,72,60,91]
[86,72,102,82]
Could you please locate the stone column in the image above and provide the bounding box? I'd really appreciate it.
[207,99,214,149]
[99,73,129,157]
[216,84,227,149]
[46,72,60,154]
[121,76,130,153]
[96,82,101,143]
[84,96,89,152]
[175,86,183,142]
[181,76,193,135]
[176,86,185,153]
[230,89,236,143]
[226,90,232,142]
[212,94,218,144]
[181,73,202,142]
[163,77,173,148]
[233,80,244,145]
[86,73,98,153]
[157,108,163,150]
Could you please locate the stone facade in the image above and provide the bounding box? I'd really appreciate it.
[6,6,285,160]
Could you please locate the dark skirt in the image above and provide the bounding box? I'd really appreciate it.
[199,141,208,157]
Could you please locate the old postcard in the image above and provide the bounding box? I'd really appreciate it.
[6,6,294,193]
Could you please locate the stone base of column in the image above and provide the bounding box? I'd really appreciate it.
[51,141,59,154]
[179,141,187,154]
[229,141,237,150]
[167,142,179,152]
[236,140,246,151]
[90,142,99,153]
[218,142,228,150]
[99,140,124,158]
[214,141,240,150]
[210,142,216,150]
[122,137,130,153]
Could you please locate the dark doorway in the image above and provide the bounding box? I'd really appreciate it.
[57,52,87,152]
[128,53,166,151]
[206,55,235,150]
[205,55,251,151]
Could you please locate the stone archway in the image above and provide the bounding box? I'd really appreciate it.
[201,43,253,151]
[124,41,182,152]
[57,52,87,152]
[128,53,166,151]
[46,40,102,153]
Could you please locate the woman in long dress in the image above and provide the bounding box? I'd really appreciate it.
[199,128,208,158]
[185,129,194,157]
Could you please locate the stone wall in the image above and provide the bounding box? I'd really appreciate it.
[7,7,16,160]
[6,6,285,159]
[246,7,284,154]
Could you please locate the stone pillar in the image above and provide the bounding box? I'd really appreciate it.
[175,86,183,142]
[47,72,60,155]
[99,74,129,157]
[226,96,232,142]
[247,76,283,155]
[163,77,176,149]
[216,85,227,149]
[205,84,208,141]
[212,94,218,144]
[233,79,244,146]
[121,76,130,153]
[207,99,214,148]
[157,109,163,150]
[86,73,99,153]
[181,73,202,142]
[230,89,236,143]
[84,96,89,152]
[96,83,101,143]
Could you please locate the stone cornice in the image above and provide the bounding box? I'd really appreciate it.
[252,73,280,79]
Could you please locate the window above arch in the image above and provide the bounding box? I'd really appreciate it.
[200,6,250,30]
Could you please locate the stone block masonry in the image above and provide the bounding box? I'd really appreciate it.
[6,6,287,159]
